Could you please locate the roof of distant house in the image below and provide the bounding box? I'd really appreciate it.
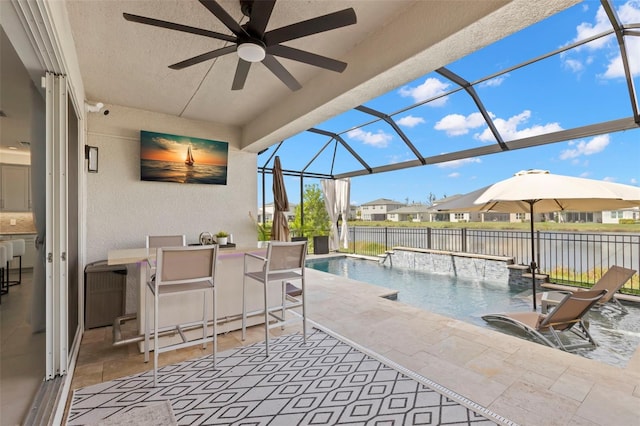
[388,205,434,214]
[361,198,405,206]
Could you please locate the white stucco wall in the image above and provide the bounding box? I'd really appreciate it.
[85,104,257,264]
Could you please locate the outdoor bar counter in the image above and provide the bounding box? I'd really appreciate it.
[107,245,277,351]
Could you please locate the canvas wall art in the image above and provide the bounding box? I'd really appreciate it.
[140,130,229,185]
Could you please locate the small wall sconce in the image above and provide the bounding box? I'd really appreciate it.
[85,145,99,172]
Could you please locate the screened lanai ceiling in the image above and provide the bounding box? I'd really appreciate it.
[259,0,640,182]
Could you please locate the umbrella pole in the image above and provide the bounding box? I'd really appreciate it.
[529,201,537,311]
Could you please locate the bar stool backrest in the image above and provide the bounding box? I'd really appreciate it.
[266,241,307,273]
[156,245,217,285]
[0,241,13,261]
[146,235,186,249]
[11,239,25,257]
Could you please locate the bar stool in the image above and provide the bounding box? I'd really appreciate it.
[144,245,218,387]
[0,241,13,291]
[242,240,308,356]
[0,245,7,303]
[8,239,25,286]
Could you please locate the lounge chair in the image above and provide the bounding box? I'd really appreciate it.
[541,265,636,314]
[482,289,607,351]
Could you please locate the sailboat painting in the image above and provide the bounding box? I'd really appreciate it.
[140,130,228,185]
[185,144,195,166]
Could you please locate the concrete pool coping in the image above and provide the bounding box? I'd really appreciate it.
[303,266,640,425]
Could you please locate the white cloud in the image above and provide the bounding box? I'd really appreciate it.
[479,74,508,87]
[564,2,640,78]
[580,171,591,178]
[396,115,425,128]
[602,36,640,77]
[631,178,638,185]
[474,110,563,142]
[347,128,393,148]
[559,134,610,159]
[386,153,413,164]
[398,78,450,105]
[437,157,481,169]
[434,112,487,136]
[572,5,613,50]
[563,58,584,73]
[603,176,617,182]
[448,172,461,178]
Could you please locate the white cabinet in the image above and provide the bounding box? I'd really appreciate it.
[0,164,31,212]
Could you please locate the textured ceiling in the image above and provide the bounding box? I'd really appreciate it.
[64,0,577,153]
[2,1,579,156]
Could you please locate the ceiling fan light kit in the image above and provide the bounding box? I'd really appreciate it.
[123,0,357,91]
[237,41,266,62]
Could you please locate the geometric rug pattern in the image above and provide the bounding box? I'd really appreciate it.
[67,327,516,425]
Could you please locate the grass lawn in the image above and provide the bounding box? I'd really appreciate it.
[348,220,640,233]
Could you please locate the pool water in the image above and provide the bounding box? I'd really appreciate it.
[307,256,640,368]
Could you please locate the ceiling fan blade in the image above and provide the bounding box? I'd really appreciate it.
[246,0,275,37]
[169,45,237,70]
[232,59,251,90]
[267,45,347,73]
[123,13,236,42]
[199,0,247,37]
[262,55,302,91]
[265,8,356,45]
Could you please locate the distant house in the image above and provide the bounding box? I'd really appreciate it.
[348,204,358,221]
[431,193,616,224]
[601,207,639,224]
[360,198,405,221]
[258,202,297,222]
[432,195,526,223]
[386,204,435,222]
[430,195,479,222]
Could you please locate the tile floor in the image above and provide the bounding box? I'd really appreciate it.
[0,270,45,426]
[4,267,640,425]
[67,268,640,425]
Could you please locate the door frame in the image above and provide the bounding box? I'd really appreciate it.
[1,0,86,422]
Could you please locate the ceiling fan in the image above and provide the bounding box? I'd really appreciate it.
[123,0,357,91]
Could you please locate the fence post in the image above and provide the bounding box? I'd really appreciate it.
[351,227,355,254]
[427,227,432,249]
[384,227,389,251]
[461,228,467,252]
[536,229,541,272]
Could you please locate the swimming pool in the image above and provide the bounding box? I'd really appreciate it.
[307,256,640,368]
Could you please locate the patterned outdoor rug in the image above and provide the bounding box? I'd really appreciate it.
[67,326,516,425]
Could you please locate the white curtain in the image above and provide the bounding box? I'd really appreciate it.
[321,178,351,251]
[321,180,339,251]
[336,178,351,249]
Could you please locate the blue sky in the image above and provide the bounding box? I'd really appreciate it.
[258,0,640,207]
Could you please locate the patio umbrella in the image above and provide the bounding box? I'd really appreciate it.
[435,169,640,310]
[270,156,290,241]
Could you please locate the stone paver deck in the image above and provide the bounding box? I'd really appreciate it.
[68,267,640,426]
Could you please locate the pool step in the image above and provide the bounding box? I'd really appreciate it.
[378,251,394,265]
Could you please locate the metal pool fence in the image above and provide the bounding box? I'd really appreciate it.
[346,226,640,294]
